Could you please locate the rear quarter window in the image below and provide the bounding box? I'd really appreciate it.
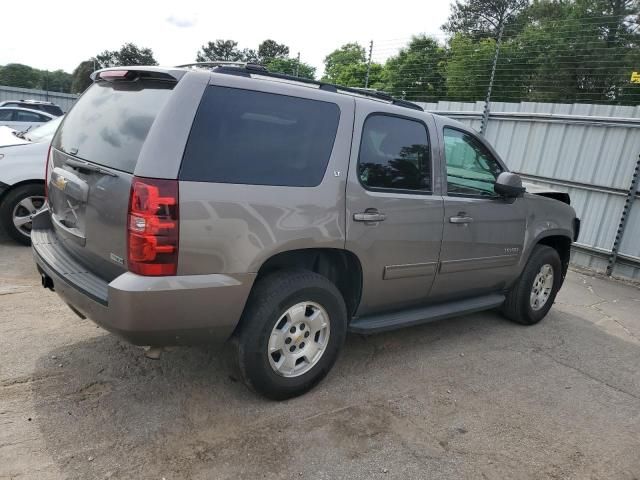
[180,86,341,187]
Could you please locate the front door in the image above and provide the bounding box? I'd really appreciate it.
[346,104,444,316]
[430,126,526,300]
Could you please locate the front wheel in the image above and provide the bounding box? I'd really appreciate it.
[233,269,347,400]
[502,245,563,325]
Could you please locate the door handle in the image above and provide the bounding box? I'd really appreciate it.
[354,210,386,223]
[449,215,473,224]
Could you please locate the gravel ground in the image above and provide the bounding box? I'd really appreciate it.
[1,228,639,480]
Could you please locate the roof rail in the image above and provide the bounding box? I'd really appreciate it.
[176,61,268,71]
[177,62,423,112]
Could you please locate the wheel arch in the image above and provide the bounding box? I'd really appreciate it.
[0,179,44,203]
[532,233,572,280]
[254,248,363,319]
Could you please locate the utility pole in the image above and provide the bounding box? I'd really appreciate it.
[480,21,505,136]
[295,52,300,77]
[364,40,373,88]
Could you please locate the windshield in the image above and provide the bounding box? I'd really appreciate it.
[24,116,63,143]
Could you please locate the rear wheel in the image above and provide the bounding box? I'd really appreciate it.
[233,269,347,400]
[0,184,46,246]
[502,245,562,325]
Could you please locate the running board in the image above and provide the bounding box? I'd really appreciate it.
[348,294,505,334]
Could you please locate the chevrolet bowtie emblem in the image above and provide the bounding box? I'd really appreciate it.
[54,175,68,191]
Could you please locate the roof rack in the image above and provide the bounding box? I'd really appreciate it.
[176,61,268,70]
[177,63,423,112]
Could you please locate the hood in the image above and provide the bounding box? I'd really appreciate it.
[523,181,570,205]
[0,126,29,147]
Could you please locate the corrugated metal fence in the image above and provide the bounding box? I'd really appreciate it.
[420,101,640,281]
[0,85,78,112]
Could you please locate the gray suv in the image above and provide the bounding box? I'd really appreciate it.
[32,65,579,399]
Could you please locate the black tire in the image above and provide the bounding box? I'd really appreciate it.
[233,269,348,400]
[502,245,563,325]
[0,183,45,246]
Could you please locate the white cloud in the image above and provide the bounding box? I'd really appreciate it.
[166,14,197,28]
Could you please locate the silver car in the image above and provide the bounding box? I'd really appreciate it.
[0,116,63,244]
[32,65,579,399]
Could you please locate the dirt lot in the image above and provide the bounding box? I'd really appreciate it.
[1,229,639,480]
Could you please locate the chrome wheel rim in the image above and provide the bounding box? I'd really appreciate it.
[12,195,46,238]
[530,263,554,311]
[268,301,330,378]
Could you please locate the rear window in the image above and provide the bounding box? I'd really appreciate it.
[41,105,64,116]
[53,80,174,173]
[180,86,340,187]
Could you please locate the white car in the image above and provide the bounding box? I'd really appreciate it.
[0,107,56,132]
[0,116,62,244]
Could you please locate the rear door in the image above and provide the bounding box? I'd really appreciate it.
[47,73,179,281]
[346,102,443,316]
[429,124,526,300]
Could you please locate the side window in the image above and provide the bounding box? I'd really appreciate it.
[444,127,503,197]
[14,110,44,122]
[0,109,13,121]
[180,86,340,187]
[358,114,431,192]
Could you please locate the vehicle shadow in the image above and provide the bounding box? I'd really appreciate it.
[31,307,640,479]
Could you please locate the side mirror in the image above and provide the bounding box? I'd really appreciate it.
[494,172,526,198]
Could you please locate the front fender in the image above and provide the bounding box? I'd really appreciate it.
[516,193,576,276]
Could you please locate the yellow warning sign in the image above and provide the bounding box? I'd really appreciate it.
[632,72,640,84]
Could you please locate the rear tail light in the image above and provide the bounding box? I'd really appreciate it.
[44,145,53,198]
[127,176,179,276]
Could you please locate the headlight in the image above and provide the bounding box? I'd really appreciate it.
[0,153,4,160]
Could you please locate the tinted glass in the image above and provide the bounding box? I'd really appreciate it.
[15,110,43,122]
[0,110,13,121]
[53,80,174,173]
[444,128,503,196]
[358,114,431,192]
[180,86,340,187]
[41,105,64,116]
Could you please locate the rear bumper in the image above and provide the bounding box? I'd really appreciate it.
[31,210,255,346]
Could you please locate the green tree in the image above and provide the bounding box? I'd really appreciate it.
[258,39,290,62]
[96,43,158,68]
[71,60,97,93]
[444,35,497,101]
[0,63,41,89]
[442,0,529,39]
[322,43,367,83]
[383,35,447,101]
[442,0,640,104]
[196,40,245,62]
[265,58,316,79]
[40,70,72,93]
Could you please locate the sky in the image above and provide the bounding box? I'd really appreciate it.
[1,0,452,76]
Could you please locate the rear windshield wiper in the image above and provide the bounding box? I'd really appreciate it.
[65,158,118,177]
